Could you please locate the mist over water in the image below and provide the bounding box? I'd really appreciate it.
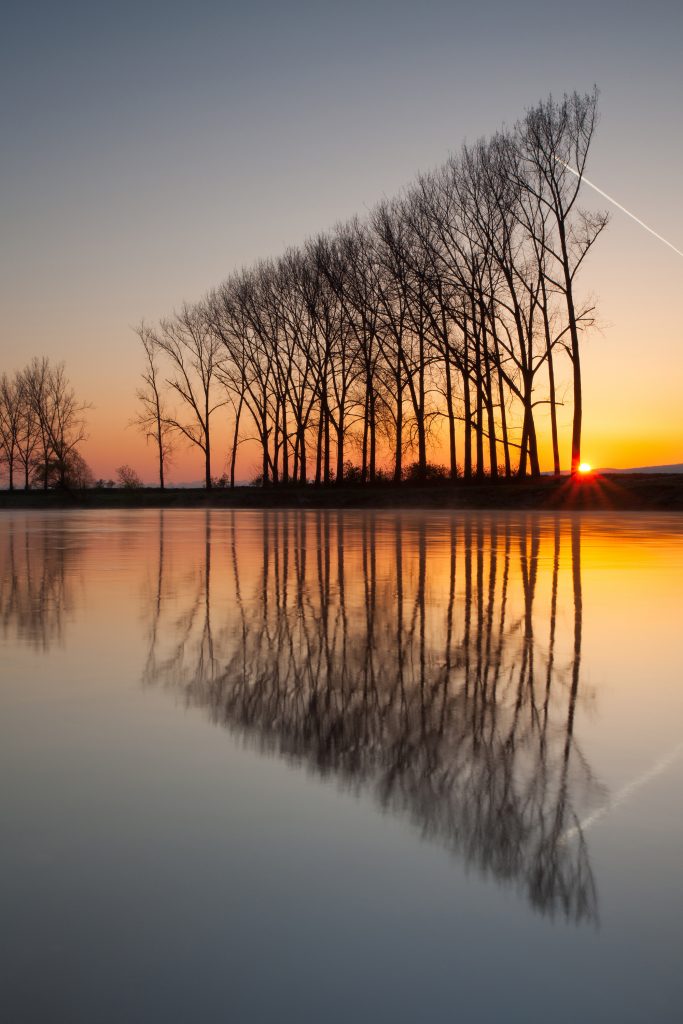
[1,510,682,1023]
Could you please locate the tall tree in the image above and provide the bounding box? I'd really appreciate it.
[0,373,21,490]
[22,358,91,489]
[132,322,175,489]
[153,304,225,489]
[517,89,608,474]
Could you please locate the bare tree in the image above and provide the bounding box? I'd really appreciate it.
[14,371,40,489]
[0,373,21,490]
[132,322,175,489]
[517,89,608,474]
[207,276,263,488]
[152,304,225,489]
[116,464,144,489]
[22,358,91,489]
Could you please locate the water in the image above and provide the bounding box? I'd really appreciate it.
[1,509,682,1023]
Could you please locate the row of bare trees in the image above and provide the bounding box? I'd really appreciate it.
[0,358,91,490]
[132,89,603,488]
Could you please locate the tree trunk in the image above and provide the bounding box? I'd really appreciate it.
[369,387,376,483]
[462,368,472,481]
[336,406,344,486]
[475,332,484,480]
[281,401,288,485]
[558,219,582,474]
[518,410,529,477]
[417,329,426,476]
[299,424,307,483]
[481,309,497,479]
[525,386,541,477]
[204,397,212,489]
[490,318,511,477]
[261,402,269,486]
[541,281,561,476]
[394,357,402,484]
[292,426,299,483]
[570,350,582,475]
[323,407,330,485]
[361,381,369,483]
[229,395,243,488]
[315,406,323,486]
[444,355,457,480]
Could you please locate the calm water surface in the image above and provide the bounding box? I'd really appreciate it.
[1,509,682,1023]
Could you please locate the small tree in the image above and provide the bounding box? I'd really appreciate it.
[61,451,95,489]
[116,464,144,489]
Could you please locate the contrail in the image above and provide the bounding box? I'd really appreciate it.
[561,738,683,844]
[556,158,683,258]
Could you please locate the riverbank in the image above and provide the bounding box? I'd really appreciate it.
[1,473,682,511]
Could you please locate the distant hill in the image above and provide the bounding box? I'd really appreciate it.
[598,464,683,474]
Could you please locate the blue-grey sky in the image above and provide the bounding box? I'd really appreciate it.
[1,0,681,475]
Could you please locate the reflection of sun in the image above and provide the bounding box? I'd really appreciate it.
[578,462,592,474]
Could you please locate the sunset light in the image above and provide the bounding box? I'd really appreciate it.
[2,4,683,1020]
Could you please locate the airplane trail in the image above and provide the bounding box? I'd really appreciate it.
[561,739,683,844]
[556,158,683,258]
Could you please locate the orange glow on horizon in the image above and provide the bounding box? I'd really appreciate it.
[77,389,680,484]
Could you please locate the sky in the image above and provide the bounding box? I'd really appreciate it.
[1,0,681,481]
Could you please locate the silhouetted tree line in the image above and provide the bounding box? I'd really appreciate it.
[143,510,601,923]
[138,89,607,488]
[0,358,91,490]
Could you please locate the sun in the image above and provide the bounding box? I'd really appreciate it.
[578,462,592,474]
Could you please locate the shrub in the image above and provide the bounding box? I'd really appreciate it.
[342,461,363,483]
[116,464,144,489]
[403,461,448,483]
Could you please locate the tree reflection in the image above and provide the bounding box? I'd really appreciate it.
[0,515,85,650]
[142,510,219,687]
[144,510,601,925]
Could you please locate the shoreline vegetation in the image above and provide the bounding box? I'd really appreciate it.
[1,473,682,512]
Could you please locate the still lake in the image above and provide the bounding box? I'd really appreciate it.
[1,509,682,1023]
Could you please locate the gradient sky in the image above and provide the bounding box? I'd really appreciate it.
[1,0,681,481]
